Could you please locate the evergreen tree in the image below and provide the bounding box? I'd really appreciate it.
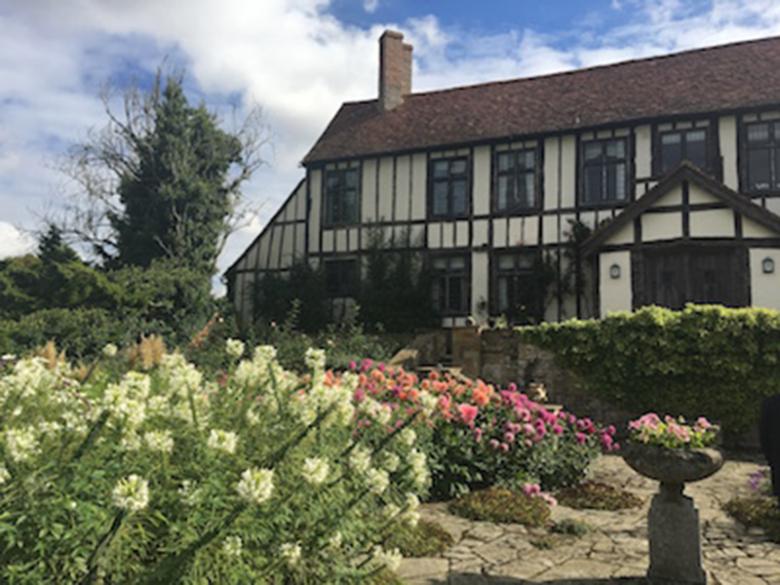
[63,70,266,283]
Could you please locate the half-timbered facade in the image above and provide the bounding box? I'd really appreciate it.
[226,31,780,326]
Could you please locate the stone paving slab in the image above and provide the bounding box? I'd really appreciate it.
[397,454,779,584]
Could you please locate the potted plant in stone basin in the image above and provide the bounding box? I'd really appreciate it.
[622,413,722,585]
[622,413,723,489]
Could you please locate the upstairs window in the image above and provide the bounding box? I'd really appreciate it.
[429,157,469,218]
[431,255,469,316]
[325,259,358,298]
[745,121,780,192]
[494,149,538,212]
[581,138,628,205]
[659,128,708,173]
[494,252,543,324]
[324,168,360,225]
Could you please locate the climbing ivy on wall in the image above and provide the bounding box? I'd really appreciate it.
[518,304,780,437]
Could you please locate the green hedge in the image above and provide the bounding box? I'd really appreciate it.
[518,305,780,437]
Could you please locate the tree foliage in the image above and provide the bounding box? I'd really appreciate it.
[61,70,266,279]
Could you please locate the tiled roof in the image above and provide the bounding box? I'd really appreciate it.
[303,36,780,165]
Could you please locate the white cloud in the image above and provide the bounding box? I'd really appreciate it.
[3,0,780,282]
[0,222,35,259]
[363,0,380,14]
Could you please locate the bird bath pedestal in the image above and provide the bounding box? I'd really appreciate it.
[623,445,723,585]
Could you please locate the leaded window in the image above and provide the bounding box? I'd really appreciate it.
[495,149,537,212]
[581,138,628,204]
[494,253,543,324]
[431,255,469,315]
[324,168,360,225]
[745,121,780,192]
[325,259,358,297]
[659,128,708,173]
[429,158,469,218]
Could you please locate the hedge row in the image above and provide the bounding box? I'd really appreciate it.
[518,305,780,437]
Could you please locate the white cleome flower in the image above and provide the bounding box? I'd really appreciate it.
[381,452,400,473]
[102,343,118,358]
[225,339,245,360]
[4,427,40,463]
[365,468,390,495]
[208,429,238,455]
[402,493,421,527]
[399,427,417,447]
[112,475,150,513]
[222,535,243,558]
[301,457,330,486]
[143,430,174,454]
[348,446,372,475]
[304,348,326,372]
[0,465,10,484]
[408,448,430,489]
[419,391,438,417]
[236,467,274,505]
[372,546,402,572]
[280,542,302,567]
[178,480,203,506]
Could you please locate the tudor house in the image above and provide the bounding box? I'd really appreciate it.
[226,31,780,326]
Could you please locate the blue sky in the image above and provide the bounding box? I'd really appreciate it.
[1,0,778,293]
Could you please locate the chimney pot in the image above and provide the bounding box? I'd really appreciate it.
[379,30,412,111]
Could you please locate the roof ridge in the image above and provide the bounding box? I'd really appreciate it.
[400,34,780,100]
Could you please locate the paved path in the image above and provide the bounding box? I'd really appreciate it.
[398,454,779,584]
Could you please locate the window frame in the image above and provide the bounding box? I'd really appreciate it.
[324,257,359,298]
[491,146,541,215]
[323,167,361,227]
[741,119,780,195]
[427,156,471,219]
[579,137,631,207]
[652,121,719,178]
[429,253,471,317]
[491,250,544,324]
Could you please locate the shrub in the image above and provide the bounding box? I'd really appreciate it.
[551,518,591,536]
[383,519,454,557]
[0,346,429,583]
[449,487,551,526]
[346,361,616,497]
[518,304,780,437]
[555,481,643,511]
[724,496,780,542]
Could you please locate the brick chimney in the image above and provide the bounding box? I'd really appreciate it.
[378,30,412,111]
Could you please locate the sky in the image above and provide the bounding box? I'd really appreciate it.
[3,0,780,294]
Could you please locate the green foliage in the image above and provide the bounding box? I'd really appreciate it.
[0,308,150,359]
[250,301,400,374]
[383,519,454,558]
[251,262,330,333]
[358,228,437,333]
[551,518,591,536]
[448,487,551,526]
[518,304,780,436]
[555,481,643,511]
[724,496,780,542]
[0,259,216,358]
[0,348,426,583]
[109,76,242,278]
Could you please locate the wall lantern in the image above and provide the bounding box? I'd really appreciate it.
[763,257,775,274]
[609,264,621,279]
